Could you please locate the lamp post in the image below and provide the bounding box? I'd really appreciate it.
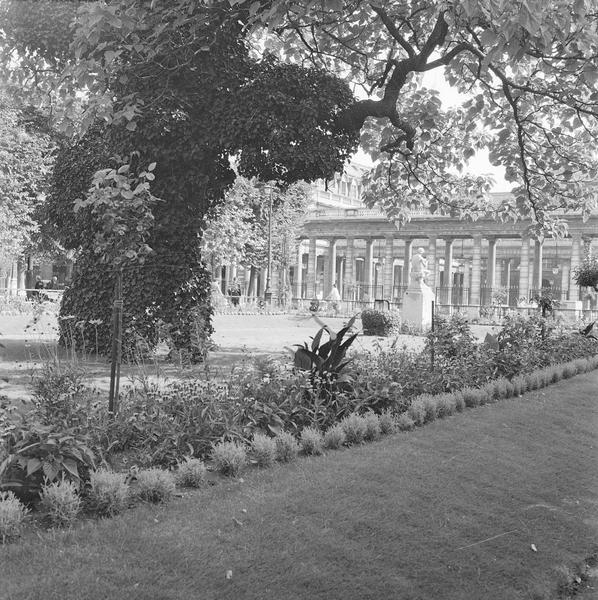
[264,184,273,303]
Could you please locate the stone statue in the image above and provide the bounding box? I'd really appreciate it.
[410,247,430,284]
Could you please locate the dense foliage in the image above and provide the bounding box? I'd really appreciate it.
[361,309,401,336]
[35,2,357,356]
[2,313,596,481]
[0,91,55,265]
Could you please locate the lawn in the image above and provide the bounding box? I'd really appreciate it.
[1,371,597,600]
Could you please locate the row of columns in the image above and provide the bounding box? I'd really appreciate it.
[295,233,590,304]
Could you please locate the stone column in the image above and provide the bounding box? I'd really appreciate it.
[487,238,497,291]
[403,240,413,286]
[470,235,482,305]
[462,260,470,304]
[561,264,570,302]
[295,243,303,299]
[427,236,437,290]
[345,237,355,300]
[444,238,454,305]
[569,233,582,301]
[383,237,394,299]
[364,238,374,299]
[518,235,530,300]
[533,239,543,292]
[327,239,337,295]
[307,237,318,298]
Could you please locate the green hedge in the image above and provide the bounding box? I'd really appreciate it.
[361,309,401,336]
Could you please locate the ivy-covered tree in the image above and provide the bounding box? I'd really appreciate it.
[8,1,358,357]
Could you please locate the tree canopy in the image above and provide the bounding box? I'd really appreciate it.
[251,0,598,235]
[2,0,597,235]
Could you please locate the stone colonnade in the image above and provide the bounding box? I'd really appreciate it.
[293,233,592,306]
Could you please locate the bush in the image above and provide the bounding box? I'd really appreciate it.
[275,431,300,463]
[251,434,277,468]
[462,388,481,408]
[407,398,427,425]
[40,479,81,527]
[396,413,415,431]
[421,395,438,422]
[340,414,367,445]
[211,441,247,476]
[378,410,396,435]
[300,427,324,456]
[511,375,527,396]
[562,363,577,378]
[361,309,401,336]
[175,458,207,488]
[88,470,129,516]
[135,468,176,503]
[453,391,466,412]
[0,491,28,543]
[362,411,381,441]
[436,394,457,418]
[323,424,346,449]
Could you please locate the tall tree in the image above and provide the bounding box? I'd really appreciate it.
[18,0,358,357]
[247,0,598,235]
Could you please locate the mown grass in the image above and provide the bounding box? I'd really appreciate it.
[2,372,598,600]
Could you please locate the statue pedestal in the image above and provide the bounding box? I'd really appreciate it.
[402,280,435,331]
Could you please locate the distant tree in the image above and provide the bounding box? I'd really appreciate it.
[0,91,55,267]
[201,177,311,290]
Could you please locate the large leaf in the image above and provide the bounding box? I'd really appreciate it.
[311,327,325,352]
[294,347,314,371]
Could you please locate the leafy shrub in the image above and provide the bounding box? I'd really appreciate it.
[40,479,81,527]
[562,363,576,378]
[0,491,28,543]
[511,375,527,396]
[407,398,427,425]
[293,316,357,390]
[461,388,480,408]
[426,314,477,360]
[362,411,381,441]
[549,366,563,383]
[421,395,438,422]
[0,422,96,501]
[436,394,457,418]
[340,414,367,445]
[396,413,415,431]
[300,427,324,456]
[361,309,400,336]
[378,410,396,435]
[211,441,247,476]
[573,358,590,373]
[251,434,277,468]
[323,424,346,449]
[453,391,466,412]
[135,468,176,502]
[88,470,129,516]
[275,431,300,463]
[527,372,541,391]
[30,361,88,428]
[175,458,207,488]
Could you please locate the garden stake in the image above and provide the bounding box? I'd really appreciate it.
[108,268,123,415]
[431,300,435,371]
